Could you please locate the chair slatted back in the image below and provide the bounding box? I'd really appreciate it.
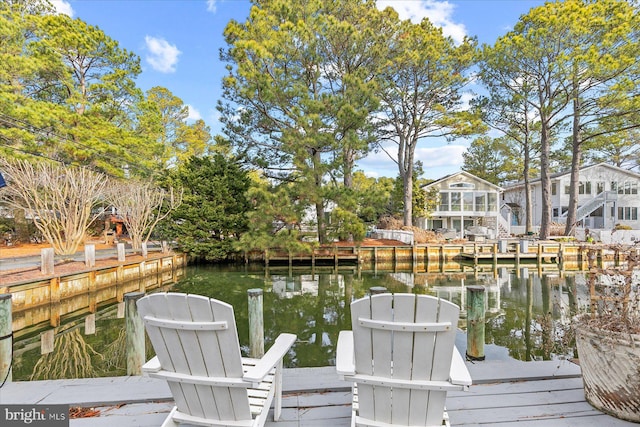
[351,293,459,426]
[137,293,252,423]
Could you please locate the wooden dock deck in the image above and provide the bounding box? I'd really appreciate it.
[1,359,636,426]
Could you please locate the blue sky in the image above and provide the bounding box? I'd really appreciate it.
[52,0,545,180]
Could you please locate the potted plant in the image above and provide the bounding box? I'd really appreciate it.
[573,245,640,422]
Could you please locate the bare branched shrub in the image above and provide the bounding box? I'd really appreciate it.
[0,159,108,255]
[376,215,404,230]
[108,180,182,250]
[583,245,640,334]
[549,222,565,236]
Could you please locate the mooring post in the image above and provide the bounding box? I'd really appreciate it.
[466,286,486,361]
[41,247,54,275]
[125,291,145,375]
[0,294,12,384]
[84,244,95,268]
[117,243,126,262]
[141,242,148,259]
[369,286,388,295]
[248,289,264,358]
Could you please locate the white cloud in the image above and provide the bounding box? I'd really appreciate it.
[186,105,202,121]
[51,0,74,17]
[144,36,181,73]
[376,0,467,44]
[206,0,217,13]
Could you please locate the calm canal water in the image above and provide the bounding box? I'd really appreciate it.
[12,262,587,381]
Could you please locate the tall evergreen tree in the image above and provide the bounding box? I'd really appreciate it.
[159,155,251,261]
[219,0,381,243]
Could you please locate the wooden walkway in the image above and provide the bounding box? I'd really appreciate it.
[0,359,636,426]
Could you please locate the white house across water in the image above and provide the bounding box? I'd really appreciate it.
[418,171,509,239]
[502,163,640,232]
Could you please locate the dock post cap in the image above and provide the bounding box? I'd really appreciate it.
[124,291,145,300]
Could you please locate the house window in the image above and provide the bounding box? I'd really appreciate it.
[617,206,638,220]
[463,192,473,211]
[451,192,461,211]
[552,208,559,217]
[564,185,570,194]
[439,192,449,211]
[611,181,618,191]
[620,182,639,194]
[578,181,591,195]
[475,194,486,212]
[488,193,497,211]
[551,183,557,195]
[450,182,475,189]
[596,182,604,194]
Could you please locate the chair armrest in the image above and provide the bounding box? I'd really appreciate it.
[243,333,296,383]
[450,348,472,388]
[336,330,355,377]
[142,356,161,375]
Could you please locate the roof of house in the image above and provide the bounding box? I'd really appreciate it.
[421,170,503,191]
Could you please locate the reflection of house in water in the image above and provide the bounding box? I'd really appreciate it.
[269,274,344,348]
[386,272,503,315]
[500,269,590,327]
[269,274,346,299]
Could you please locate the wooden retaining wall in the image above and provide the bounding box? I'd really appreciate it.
[258,241,632,272]
[4,253,187,339]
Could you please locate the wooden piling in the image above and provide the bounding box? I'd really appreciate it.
[0,294,12,384]
[49,277,61,327]
[85,244,95,268]
[88,271,97,312]
[41,329,54,354]
[492,243,498,264]
[537,243,542,264]
[125,291,145,376]
[41,248,54,275]
[141,242,148,259]
[466,286,486,361]
[117,243,126,262]
[85,314,96,335]
[248,289,264,358]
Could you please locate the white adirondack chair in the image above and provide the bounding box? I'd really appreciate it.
[336,293,472,427]
[137,292,296,427]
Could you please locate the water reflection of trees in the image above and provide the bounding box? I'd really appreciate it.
[30,329,103,380]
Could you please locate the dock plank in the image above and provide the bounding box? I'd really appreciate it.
[2,361,637,427]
